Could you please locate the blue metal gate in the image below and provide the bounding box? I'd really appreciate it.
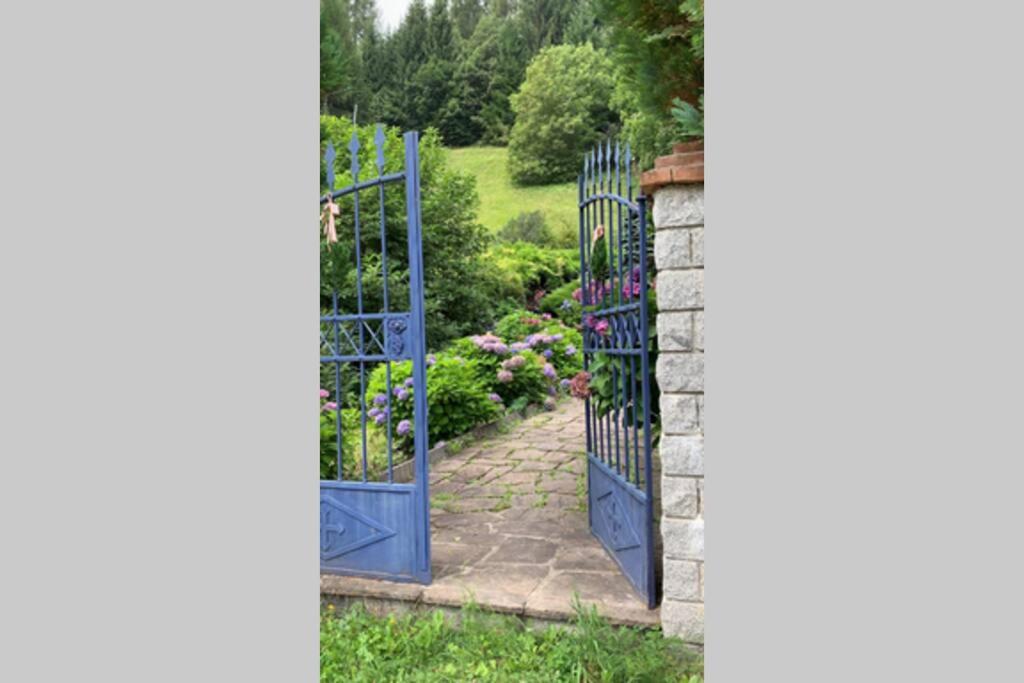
[319,128,430,584]
[578,141,656,607]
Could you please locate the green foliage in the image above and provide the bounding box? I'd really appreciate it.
[479,242,580,308]
[671,94,704,140]
[611,76,678,170]
[493,309,546,341]
[540,280,583,326]
[321,0,704,156]
[508,44,618,185]
[319,12,351,112]
[365,354,500,451]
[320,602,704,682]
[565,0,606,47]
[319,407,390,480]
[496,211,552,246]
[320,116,495,350]
[601,0,704,164]
[598,0,703,118]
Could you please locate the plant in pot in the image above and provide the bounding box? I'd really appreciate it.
[670,92,704,158]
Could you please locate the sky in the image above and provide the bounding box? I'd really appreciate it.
[378,0,414,33]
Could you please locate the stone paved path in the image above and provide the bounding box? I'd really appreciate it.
[321,398,658,626]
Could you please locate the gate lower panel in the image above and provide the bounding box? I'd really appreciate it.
[587,454,653,604]
[320,481,428,583]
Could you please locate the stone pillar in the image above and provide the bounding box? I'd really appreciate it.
[641,143,704,643]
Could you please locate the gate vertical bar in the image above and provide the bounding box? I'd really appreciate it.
[637,193,656,608]
[404,131,431,581]
[578,166,594,531]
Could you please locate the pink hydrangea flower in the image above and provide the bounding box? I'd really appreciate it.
[319,389,329,399]
[497,369,514,383]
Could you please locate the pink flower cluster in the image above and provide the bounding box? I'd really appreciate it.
[573,280,612,305]
[320,388,337,412]
[470,333,509,355]
[621,266,655,300]
[502,355,526,370]
[585,315,610,336]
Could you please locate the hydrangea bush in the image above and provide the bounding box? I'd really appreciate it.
[364,354,500,455]
[319,389,390,480]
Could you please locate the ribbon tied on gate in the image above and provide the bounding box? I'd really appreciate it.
[321,195,340,245]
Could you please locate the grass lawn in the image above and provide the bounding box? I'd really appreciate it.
[446,146,579,245]
[321,602,703,683]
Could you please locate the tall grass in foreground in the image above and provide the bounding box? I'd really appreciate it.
[321,599,703,682]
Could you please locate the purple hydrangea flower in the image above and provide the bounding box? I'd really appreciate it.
[488,393,503,403]
[374,413,387,425]
[426,354,436,366]
[543,363,557,379]
[393,386,404,398]
[552,334,564,342]
[547,385,557,396]
[368,407,381,418]
[404,377,414,388]
[497,369,514,383]
[373,394,388,406]
[397,389,409,401]
[543,349,553,359]
[565,345,576,356]
[397,419,411,436]
[560,378,571,389]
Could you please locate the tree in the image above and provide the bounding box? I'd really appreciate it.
[598,0,703,165]
[598,0,702,118]
[507,44,618,185]
[320,0,362,115]
[517,0,574,53]
[320,13,350,113]
[564,0,604,47]
[450,0,484,39]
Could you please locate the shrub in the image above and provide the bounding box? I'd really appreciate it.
[540,280,583,327]
[319,405,389,481]
[496,210,553,246]
[507,44,618,185]
[478,242,580,310]
[488,312,583,379]
[364,354,500,452]
[450,335,551,407]
[493,310,550,342]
